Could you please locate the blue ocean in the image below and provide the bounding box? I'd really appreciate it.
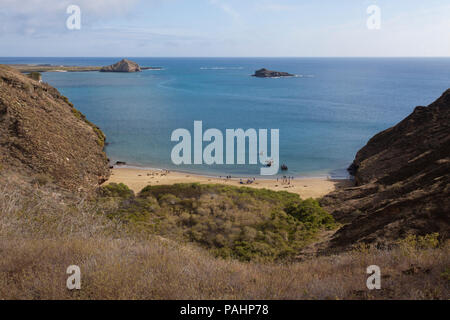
[2,57,449,178]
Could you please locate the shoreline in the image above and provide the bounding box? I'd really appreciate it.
[106,167,352,199]
[108,163,350,180]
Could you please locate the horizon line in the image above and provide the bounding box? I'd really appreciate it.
[1,56,450,59]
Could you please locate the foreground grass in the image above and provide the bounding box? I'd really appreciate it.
[0,174,448,299]
[0,238,448,299]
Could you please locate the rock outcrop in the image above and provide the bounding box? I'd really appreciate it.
[100,59,141,72]
[321,89,450,251]
[0,65,110,192]
[253,68,294,78]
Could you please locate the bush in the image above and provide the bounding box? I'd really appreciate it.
[27,72,41,81]
[100,183,336,262]
[285,198,335,229]
[398,233,441,251]
[99,183,134,199]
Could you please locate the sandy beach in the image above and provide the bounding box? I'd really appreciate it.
[106,167,352,199]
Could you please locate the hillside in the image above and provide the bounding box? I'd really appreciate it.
[0,65,110,192]
[321,89,450,251]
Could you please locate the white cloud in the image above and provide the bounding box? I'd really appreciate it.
[0,0,141,35]
[208,0,239,20]
[0,0,140,15]
[255,1,303,12]
[95,25,206,41]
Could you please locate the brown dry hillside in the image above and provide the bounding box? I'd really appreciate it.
[321,89,450,252]
[0,65,110,192]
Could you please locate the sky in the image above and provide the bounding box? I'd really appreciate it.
[0,0,449,57]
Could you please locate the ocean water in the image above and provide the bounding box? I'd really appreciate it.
[2,57,449,178]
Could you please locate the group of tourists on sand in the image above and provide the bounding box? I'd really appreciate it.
[277,176,294,185]
[239,178,256,185]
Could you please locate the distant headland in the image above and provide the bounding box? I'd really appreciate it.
[8,58,162,73]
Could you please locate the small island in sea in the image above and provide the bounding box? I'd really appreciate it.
[252,68,295,78]
[100,58,142,72]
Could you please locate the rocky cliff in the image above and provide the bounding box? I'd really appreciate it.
[321,89,450,251]
[100,59,141,72]
[0,65,110,192]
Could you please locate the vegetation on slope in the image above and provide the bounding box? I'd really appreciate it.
[99,183,335,262]
[0,173,448,299]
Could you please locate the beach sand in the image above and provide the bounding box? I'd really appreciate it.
[106,168,352,199]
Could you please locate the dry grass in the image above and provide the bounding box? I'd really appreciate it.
[0,238,448,300]
[0,173,448,300]
[0,174,123,239]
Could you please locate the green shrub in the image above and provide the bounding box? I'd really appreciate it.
[27,72,41,81]
[398,232,441,251]
[100,183,336,262]
[99,183,134,198]
[285,198,335,229]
